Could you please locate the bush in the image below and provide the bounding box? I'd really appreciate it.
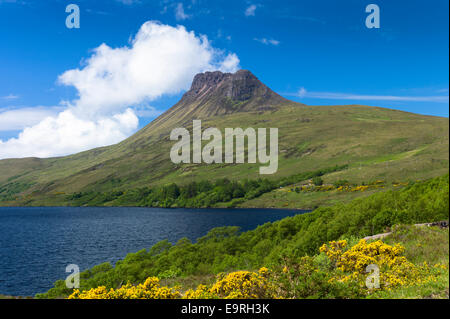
[271,256,363,299]
[39,174,449,299]
[68,277,181,299]
[320,239,445,290]
[333,180,349,188]
[187,268,277,299]
[312,177,324,186]
[65,165,349,208]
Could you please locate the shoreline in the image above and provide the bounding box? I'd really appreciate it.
[0,205,312,212]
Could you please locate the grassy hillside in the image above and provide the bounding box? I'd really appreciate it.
[37,174,449,298]
[0,104,448,207]
[63,225,449,299]
[0,70,448,207]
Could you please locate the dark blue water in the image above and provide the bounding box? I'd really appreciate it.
[0,206,306,296]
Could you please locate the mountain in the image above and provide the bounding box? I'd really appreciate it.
[128,69,290,139]
[148,70,290,130]
[0,70,448,206]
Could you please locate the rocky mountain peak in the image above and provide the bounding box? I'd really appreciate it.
[183,69,275,102]
[144,70,292,132]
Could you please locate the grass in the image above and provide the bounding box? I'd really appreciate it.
[369,275,449,299]
[36,174,448,299]
[161,225,450,299]
[159,274,217,293]
[45,223,449,300]
[384,225,449,266]
[0,101,448,208]
[368,225,449,299]
[236,185,384,209]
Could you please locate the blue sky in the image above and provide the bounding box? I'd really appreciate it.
[0,0,448,158]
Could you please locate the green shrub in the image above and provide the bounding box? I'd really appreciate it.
[271,256,364,299]
[312,177,324,186]
[38,174,449,299]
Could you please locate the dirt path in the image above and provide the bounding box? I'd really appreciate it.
[363,221,448,241]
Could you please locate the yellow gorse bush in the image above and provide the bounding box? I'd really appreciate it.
[69,268,277,299]
[185,267,277,299]
[320,239,406,273]
[68,277,181,299]
[320,239,441,289]
[68,239,447,299]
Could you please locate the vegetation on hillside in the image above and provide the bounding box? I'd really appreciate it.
[1,103,448,207]
[66,230,448,299]
[37,174,449,299]
[62,165,347,208]
[237,178,408,209]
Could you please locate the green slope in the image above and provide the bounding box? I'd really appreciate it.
[37,174,449,299]
[0,70,448,206]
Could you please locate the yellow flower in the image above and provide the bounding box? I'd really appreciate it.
[321,239,440,290]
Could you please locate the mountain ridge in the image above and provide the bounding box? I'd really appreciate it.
[137,69,292,136]
[0,70,448,207]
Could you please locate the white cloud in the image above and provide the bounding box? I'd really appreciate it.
[245,4,257,16]
[219,53,240,72]
[133,105,163,118]
[0,21,240,159]
[294,88,449,103]
[0,106,62,131]
[254,38,280,46]
[297,87,307,98]
[175,3,190,21]
[0,109,138,159]
[58,21,238,119]
[1,94,19,100]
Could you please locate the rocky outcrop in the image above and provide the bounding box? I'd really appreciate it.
[181,69,288,105]
[144,70,293,132]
